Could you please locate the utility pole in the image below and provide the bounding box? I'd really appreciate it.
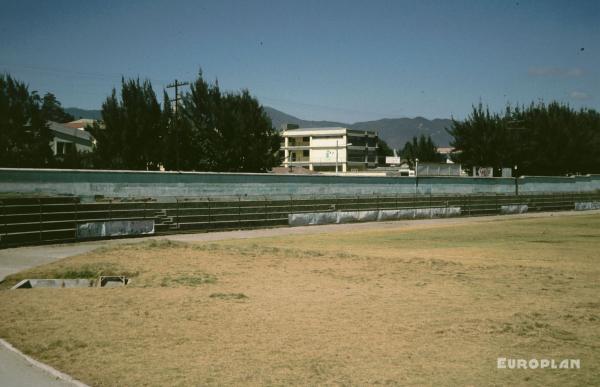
[166,79,189,171]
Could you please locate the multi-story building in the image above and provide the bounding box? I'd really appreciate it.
[48,121,95,156]
[281,127,378,172]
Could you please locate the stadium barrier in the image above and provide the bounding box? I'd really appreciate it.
[2,168,600,199]
[1,191,599,248]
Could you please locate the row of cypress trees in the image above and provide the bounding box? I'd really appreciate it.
[447,102,600,176]
[2,72,600,175]
[87,71,282,172]
[1,72,282,172]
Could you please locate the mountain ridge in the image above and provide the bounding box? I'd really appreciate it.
[263,107,454,148]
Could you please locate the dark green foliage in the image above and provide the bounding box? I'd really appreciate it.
[41,92,74,123]
[89,72,281,172]
[376,138,394,165]
[0,74,54,167]
[90,79,163,170]
[177,71,281,172]
[448,102,600,175]
[400,134,444,166]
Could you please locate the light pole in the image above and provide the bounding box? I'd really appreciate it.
[514,164,519,196]
[415,158,419,185]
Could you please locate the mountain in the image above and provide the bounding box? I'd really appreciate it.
[64,108,102,120]
[350,117,454,149]
[263,107,347,130]
[263,106,454,149]
[64,105,455,149]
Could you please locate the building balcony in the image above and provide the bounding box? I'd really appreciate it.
[282,145,311,150]
[286,140,310,147]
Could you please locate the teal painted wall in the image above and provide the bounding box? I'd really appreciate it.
[1,168,598,200]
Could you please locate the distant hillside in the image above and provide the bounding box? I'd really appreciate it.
[263,106,454,148]
[64,105,454,148]
[64,108,102,120]
[263,107,347,130]
[350,117,454,149]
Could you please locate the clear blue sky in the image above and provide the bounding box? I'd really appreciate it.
[1,0,598,122]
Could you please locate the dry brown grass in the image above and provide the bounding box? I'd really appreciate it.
[1,214,599,386]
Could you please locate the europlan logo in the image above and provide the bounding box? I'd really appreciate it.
[497,357,580,370]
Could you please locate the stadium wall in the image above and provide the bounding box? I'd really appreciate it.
[1,168,599,200]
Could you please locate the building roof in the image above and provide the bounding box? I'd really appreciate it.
[285,127,347,132]
[283,127,377,136]
[436,147,454,154]
[48,121,95,146]
[63,119,98,129]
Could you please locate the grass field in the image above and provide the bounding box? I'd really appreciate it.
[1,214,599,386]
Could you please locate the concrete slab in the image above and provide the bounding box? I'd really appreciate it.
[11,279,93,289]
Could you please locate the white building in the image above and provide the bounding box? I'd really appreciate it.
[281,127,378,172]
[48,121,95,156]
[436,147,455,164]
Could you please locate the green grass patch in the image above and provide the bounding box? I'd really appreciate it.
[160,273,217,287]
[209,292,248,300]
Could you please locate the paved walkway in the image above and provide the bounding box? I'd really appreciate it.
[1,209,599,386]
[0,340,79,387]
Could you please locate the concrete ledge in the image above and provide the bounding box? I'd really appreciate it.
[11,279,93,289]
[289,207,461,226]
[501,204,529,214]
[11,277,130,289]
[77,220,155,239]
[575,201,600,211]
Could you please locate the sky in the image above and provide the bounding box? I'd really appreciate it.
[1,0,598,123]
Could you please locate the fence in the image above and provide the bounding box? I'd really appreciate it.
[2,191,600,248]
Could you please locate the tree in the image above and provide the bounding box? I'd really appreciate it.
[217,90,282,172]
[180,71,281,172]
[91,78,163,170]
[177,72,220,171]
[447,102,600,175]
[376,138,394,165]
[446,104,510,174]
[41,92,74,123]
[0,74,54,167]
[400,134,443,166]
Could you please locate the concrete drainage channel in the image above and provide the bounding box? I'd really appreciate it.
[11,276,129,289]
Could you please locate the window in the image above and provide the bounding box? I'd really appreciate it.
[56,141,74,155]
[302,137,310,142]
[303,150,309,157]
